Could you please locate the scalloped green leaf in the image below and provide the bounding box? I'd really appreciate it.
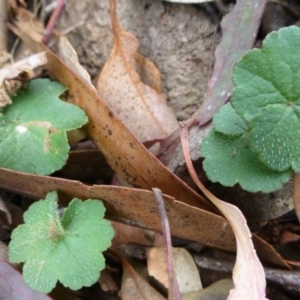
[201,129,291,193]
[231,26,300,121]
[229,26,300,173]
[8,191,114,294]
[0,79,88,174]
[249,105,300,172]
[214,103,248,136]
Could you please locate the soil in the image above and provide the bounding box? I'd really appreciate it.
[58,0,220,120]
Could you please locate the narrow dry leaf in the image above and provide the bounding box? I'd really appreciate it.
[147,247,202,294]
[179,123,268,300]
[191,0,267,125]
[96,0,178,144]
[0,167,288,268]
[58,36,95,90]
[45,48,215,212]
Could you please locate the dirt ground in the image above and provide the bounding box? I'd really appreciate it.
[58,0,219,120]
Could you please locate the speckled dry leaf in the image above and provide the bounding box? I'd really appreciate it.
[147,247,202,293]
[45,49,214,211]
[0,167,288,268]
[96,0,178,143]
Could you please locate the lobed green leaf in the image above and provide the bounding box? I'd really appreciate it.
[201,129,291,193]
[0,79,88,175]
[8,191,114,293]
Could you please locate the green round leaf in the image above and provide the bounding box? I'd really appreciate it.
[8,191,114,293]
[0,79,88,174]
[213,103,248,136]
[249,105,300,172]
[201,129,291,193]
[231,26,300,121]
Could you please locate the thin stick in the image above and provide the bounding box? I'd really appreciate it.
[42,0,66,44]
[153,188,181,300]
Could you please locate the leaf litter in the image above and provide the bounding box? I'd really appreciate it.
[0,0,298,298]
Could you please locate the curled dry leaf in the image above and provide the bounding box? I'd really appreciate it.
[0,167,288,268]
[179,123,268,300]
[96,0,178,144]
[0,52,47,109]
[8,0,44,51]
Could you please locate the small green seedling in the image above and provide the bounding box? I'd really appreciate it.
[201,26,300,193]
[8,191,115,293]
[0,78,88,175]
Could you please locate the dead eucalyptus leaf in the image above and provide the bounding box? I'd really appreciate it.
[45,49,214,211]
[96,0,178,144]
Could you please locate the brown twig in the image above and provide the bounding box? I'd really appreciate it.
[42,0,66,44]
[153,188,181,300]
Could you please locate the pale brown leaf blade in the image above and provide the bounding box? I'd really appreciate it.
[179,122,268,300]
[147,247,202,294]
[96,0,178,143]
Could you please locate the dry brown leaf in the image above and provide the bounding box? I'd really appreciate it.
[0,167,288,268]
[8,1,44,51]
[180,123,268,300]
[111,250,166,300]
[45,49,215,212]
[147,247,202,293]
[96,0,178,144]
